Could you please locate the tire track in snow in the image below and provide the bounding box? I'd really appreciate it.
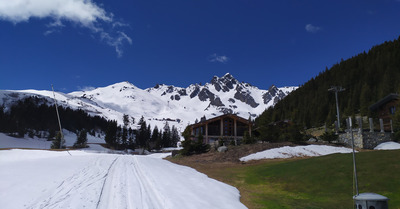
[27,156,116,209]
[96,155,166,209]
[131,156,166,209]
[95,156,120,209]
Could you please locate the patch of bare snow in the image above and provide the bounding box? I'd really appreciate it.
[374,141,400,150]
[240,145,354,162]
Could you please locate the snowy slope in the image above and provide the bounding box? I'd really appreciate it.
[0,149,247,209]
[0,73,297,133]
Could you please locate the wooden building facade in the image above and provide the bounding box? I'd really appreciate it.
[189,114,252,144]
[370,93,399,131]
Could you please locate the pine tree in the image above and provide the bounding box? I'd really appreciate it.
[123,114,130,128]
[135,119,148,148]
[73,129,88,148]
[162,122,171,147]
[105,120,118,147]
[151,126,160,150]
[121,127,128,148]
[171,125,180,147]
[51,131,66,149]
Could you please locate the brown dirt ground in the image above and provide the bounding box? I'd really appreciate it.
[168,141,331,165]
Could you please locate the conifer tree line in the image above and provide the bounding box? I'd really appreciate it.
[0,96,180,150]
[256,36,400,133]
[104,115,180,150]
[0,96,112,138]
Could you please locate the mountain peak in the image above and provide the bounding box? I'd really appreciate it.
[268,85,278,91]
[210,73,238,92]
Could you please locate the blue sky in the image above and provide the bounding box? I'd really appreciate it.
[1,0,400,92]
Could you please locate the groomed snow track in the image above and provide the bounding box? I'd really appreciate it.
[0,150,247,209]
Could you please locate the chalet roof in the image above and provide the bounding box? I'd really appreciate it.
[369,93,399,111]
[189,114,251,128]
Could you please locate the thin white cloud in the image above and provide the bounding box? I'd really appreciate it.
[0,0,132,57]
[209,53,229,63]
[77,86,95,92]
[305,24,321,33]
[101,31,132,58]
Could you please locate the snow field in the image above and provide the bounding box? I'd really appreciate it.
[0,149,247,209]
[240,145,354,162]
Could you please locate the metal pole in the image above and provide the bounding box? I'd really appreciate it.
[335,91,340,129]
[329,86,345,130]
[52,85,64,149]
[349,117,359,196]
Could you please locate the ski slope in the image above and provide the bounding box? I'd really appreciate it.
[0,149,247,209]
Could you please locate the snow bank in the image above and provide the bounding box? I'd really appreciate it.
[147,152,172,159]
[240,145,354,162]
[374,141,400,150]
[0,149,247,209]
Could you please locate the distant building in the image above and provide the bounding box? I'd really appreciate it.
[369,93,399,131]
[188,114,252,144]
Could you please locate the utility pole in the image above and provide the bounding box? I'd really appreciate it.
[52,85,68,152]
[328,86,345,129]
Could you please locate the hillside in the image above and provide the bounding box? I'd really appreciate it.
[256,36,400,128]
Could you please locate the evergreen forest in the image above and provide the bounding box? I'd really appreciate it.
[256,36,400,132]
[0,96,180,150]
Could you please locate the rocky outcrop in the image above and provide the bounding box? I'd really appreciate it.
[233,85,259,108]
[210,73,238,92]
[263,85,286,105]
[198,88,225,107]
[190,85,201,98]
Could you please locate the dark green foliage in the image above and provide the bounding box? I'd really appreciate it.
[319,131,338,143]
[150,126,161,150]
[0,96,112,136]
[171,125,180,147]
[180,133,210,156]
[51,131,66,149]
[135,116,150,148]
[105,120,118,146]
[242,131,256,144]
[161,122,171,148]
[121,127,128,148]
[256,36,400,129]
[123,114,130,127]
[73,129,88,148]
[257,121,304,142]
[181,125,192,140]
[392,103,400,142]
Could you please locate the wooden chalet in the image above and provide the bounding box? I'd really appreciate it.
[370,93,399,131]
[188,114,252,144]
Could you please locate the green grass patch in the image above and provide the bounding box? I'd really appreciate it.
[209,150,400,209]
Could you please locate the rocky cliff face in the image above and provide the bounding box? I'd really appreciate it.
[146,73,297,116]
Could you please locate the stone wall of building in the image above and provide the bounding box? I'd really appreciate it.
[361,132,392,149]
[338,130,363,148]
[338,130,392,149]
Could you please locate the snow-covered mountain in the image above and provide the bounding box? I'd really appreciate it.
[0,73,297,133]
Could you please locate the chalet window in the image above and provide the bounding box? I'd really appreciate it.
[390,106,396,115]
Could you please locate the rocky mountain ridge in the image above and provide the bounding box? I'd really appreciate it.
[0,73,297,133]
